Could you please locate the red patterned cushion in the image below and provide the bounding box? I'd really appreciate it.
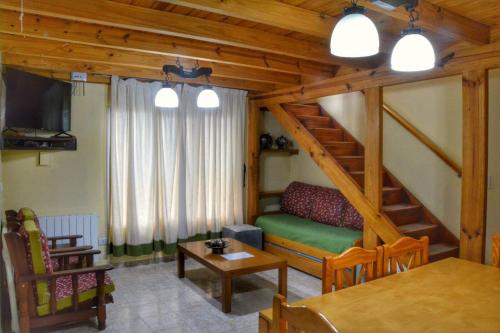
[54,273,114,300]
[309,187,346,226]
[51,256,81,271]
[280,182,317,218]
[341,202,364,230]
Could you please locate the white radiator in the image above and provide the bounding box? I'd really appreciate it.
[38,214,99,251]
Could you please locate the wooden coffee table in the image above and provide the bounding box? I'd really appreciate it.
[177,238,287,313]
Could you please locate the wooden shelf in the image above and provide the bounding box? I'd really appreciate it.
[261,148,298,155]
[1,135,77,151]
[259,190,284,199]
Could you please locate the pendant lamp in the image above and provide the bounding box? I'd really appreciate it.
[197,87,219,108]
[155,83,179,108]
[330,3,379,58]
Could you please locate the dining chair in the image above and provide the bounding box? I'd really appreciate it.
[493,234,500,268]
[382,236,429,276]
[273,294,339,333]
[322,246,383,294]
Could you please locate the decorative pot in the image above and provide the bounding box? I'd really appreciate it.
[275,136,289,150]
[205,239,230,254]
[260,133,273,150]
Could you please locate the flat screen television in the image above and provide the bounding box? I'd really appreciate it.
[5,68,71,132]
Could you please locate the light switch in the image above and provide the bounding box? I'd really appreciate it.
[38,152,51,166]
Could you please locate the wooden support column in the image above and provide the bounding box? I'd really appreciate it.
[460,70,488,262]
[364,87,383,249]
[246,100,261,224]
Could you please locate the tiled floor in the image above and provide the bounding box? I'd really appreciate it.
[46,258,322,333]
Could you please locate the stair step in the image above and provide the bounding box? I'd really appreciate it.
[336,155,364,172]
[398,223,440,243]
[429,243,459,262]
[284,104,321,116]
[297,115,332,129]
[383,203,422,225]
[324,141,358,156]
[382,187,405,205]
[349,171,365,187]
[310,128,344,142]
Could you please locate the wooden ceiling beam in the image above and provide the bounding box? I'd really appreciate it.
[357,0,490,45]
[7,67,111,85]
[2,53,278,92]
[0,0,373,68]
[252,41,500,105]
[0,10,339,79]
[159,0,397,54]
[0,33,300,86]
[160,0,335,39]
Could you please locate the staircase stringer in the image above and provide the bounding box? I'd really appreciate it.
[266,104,401,245]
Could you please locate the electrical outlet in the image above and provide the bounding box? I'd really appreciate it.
[98,237,108,246]
[488,175,493,190]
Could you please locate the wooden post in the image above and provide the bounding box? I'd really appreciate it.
[364,87,383,249]
[247,100,261,224]
[460,69,488,262]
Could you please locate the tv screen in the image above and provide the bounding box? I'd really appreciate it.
[5,68,71,132]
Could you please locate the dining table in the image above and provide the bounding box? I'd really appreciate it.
[259,257,500,332]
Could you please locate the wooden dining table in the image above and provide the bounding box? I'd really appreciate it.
[259,257,500,332]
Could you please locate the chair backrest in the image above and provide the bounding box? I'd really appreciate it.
[322,246,383,294]
[273,294,339,333]
[493,234,500,268]
[382,236,429,276]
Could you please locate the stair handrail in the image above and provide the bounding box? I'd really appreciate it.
[383,104,462,177]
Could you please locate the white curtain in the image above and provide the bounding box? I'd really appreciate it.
[109,77,246,255]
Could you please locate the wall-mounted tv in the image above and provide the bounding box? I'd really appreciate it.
[4,68,71,132]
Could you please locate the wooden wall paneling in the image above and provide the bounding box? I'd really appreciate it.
[358,0,490,45]
[460,69,488,262]
[252,41,500,106]
[0,0,370,68]
[364,86,383,249]
[2,53,277,92]
[246,100,261,224]
[0,10,338,79]
[0,33,300,87]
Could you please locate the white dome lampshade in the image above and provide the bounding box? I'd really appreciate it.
[155,86,179,108]
[197,88,219,108]
[391,28,435,72]
[330,6,379,58]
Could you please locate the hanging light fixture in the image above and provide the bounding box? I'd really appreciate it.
[330,1,379,58]
[391,6,435,72]
[197,87,219,108]
[155,83,179,108]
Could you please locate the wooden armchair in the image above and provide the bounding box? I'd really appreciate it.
[7,208,96,270]
[322,246,383,294]
[4,224,115,332]
[382,236,429,276]
[273,294,339,333]
[492,234,500,268]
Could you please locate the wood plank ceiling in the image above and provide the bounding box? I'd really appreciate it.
[0,0,497,91]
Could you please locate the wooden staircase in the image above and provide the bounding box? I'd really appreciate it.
[282,103,459,262]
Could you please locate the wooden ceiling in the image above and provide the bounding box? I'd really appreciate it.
[0,0,498,92]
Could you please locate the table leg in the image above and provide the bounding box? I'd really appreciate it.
[222,274,232,313]
[278,265,287,297]
[177,249,185,278]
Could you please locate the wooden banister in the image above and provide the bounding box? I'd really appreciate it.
[383,104,462,177]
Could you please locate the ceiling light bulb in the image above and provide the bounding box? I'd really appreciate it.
[391,28,435,72]
[330,5,380,58]
[155,86,179,108]
[197,88,219,108]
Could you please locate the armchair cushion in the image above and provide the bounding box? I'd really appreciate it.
[36,272,115,316]
[51,256,81,271]
[18,207,40,225]
[19,220,54,305]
